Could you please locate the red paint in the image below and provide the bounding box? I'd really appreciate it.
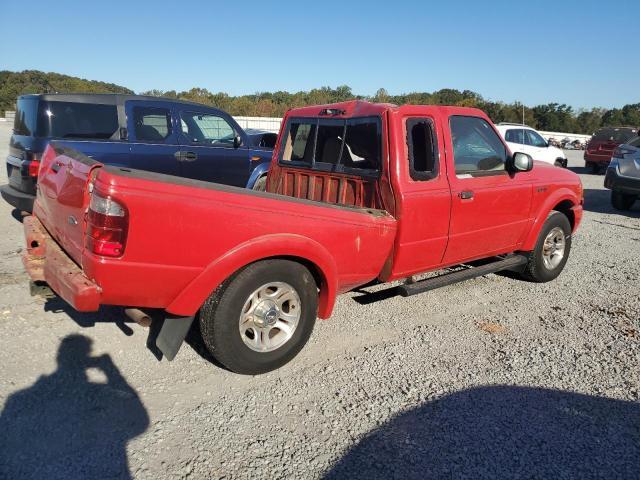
[24,101,583,320]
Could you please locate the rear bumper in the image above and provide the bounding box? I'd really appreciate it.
[584,152,612,165]
[1,184,35,212]
[22,216,101,312]
[605,167,640,195]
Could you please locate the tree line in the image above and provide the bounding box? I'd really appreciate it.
[2,70,639,134]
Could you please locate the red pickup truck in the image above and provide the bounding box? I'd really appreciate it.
[22,101,583,374]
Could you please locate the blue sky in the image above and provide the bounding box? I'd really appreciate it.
[1,0,638,109]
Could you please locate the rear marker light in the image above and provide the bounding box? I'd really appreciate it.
[86,193,128,257]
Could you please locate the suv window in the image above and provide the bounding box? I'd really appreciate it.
[280,117,380,174]
[525,130,548,148]
[629,136,640,147]
[133,106,171,142]
[593,128,637,143]
[505,128,525,144]
[38,101,119,139]
[406,118,438,180]
[450,116,506,176]
[180,111,235,145]
[13,97,39,136]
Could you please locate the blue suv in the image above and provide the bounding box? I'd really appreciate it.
[2,94,276,212]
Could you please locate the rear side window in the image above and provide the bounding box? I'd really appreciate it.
[13,97,38,136]
[280,117,380,175]
[38,101,118,139]
[406,118,438,180]
[629,136,640,147]
[450,116,507,176]
[133,106,171,142]
[505,129,525,144]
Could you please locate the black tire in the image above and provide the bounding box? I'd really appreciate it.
[520,212,572,283]
[611,190,637,211]
[199,260,318,375]
[252,175,267,192]
[554,159,564,168]
[590,162,601,174]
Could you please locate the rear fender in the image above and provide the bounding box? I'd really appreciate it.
[521,188,579,251]
[165,234,338,319]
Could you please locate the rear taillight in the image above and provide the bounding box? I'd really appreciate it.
[28,160,40,177]
[613,146,634,159]
[86,192,128,257]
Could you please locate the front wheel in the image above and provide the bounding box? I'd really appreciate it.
[611,190,637,211]
[252,175,267,192]
[521,212,572,283]
[199,260,318,374]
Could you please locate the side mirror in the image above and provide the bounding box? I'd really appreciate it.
[509,152,533,172]
[233,135,243,149]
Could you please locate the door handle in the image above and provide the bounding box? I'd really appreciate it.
[51,161,63,173]
[459,190,474,200]
[174,151,198,162]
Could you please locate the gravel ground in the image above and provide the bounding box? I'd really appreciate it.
[0,120,638,479]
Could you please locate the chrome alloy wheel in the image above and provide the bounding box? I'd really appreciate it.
[238,282,301,352]
[542,226,566,270]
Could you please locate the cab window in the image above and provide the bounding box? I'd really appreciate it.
[450,116,506,176]
[407,118,438,180]
[280,117,380,175]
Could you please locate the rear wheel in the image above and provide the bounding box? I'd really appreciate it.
[521,212,572,283]
[590,162,601,174]
[611,190,637,211]
[199,260,318,374]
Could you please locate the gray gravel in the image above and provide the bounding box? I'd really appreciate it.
[0,120,639,479]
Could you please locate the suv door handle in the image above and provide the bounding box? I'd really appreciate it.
[51,161,63,173]
[459,190,474,200]
[174,151,198,162]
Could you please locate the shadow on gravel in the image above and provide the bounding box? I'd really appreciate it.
[324,386,640,479]
[44,297,137,336]
[0,334,149,479]
[583,188,640,217]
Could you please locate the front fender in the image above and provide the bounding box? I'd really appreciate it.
[521,188,579,251]
[245,159,271,189]
[165,234,338,319]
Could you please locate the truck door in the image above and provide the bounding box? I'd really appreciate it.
[442,115,533,264]
[387,112,452,278]
[176,109,249,187]
[125,100,182,176]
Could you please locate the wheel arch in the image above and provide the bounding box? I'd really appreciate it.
[165,234,338,320]
[521,190,579,251]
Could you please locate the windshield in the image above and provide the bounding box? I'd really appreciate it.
[592,128,637,143]
[37,101,119,139]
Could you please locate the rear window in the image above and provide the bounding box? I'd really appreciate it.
[36,101,119,139]
[629,136,640,147]
[280,116,380,174]
[592,128,637,143]
[13,97,39,136]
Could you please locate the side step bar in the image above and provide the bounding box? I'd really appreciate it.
[398,254,528,297]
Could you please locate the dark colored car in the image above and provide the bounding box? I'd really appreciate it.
[1,94,276,212]
[604,136,640,210]
[584,126,638,173]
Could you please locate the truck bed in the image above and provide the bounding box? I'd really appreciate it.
[28,147,397,318]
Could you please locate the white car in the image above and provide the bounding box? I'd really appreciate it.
[495,123,567,167]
